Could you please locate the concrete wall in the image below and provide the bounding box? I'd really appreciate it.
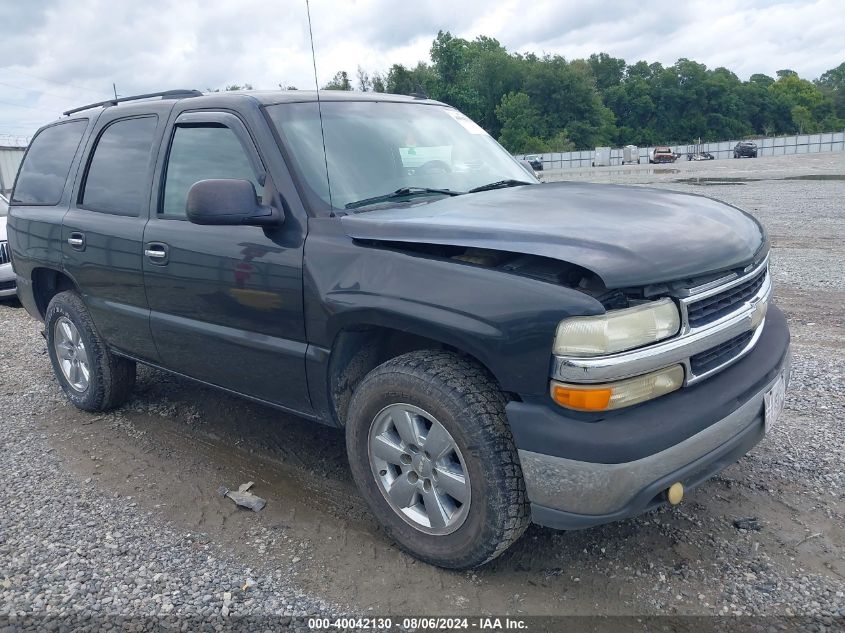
[518,130,845,170]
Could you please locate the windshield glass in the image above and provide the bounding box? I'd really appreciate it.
[267,101,534,211]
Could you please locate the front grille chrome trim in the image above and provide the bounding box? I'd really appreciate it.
[679,254,769,334]
[552,264,771,386]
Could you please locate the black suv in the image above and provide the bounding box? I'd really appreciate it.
[734,141,758,158]
[7,90,790,568]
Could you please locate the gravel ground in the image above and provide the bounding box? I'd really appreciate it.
[0,337,338,631]
[1,152,844,630]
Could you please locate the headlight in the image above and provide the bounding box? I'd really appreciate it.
[551,365,684,411]
[554,298,680,356]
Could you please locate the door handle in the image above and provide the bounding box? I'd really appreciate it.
[144,242,169,263]
[67,232,85,250]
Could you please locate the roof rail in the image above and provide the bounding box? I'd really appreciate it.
[62,89,203,116]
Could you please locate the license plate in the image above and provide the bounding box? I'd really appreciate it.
[764,373,786,433]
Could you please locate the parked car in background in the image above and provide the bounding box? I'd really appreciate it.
[0,194,17,298]
[524,155,543,171]
[649,146,678,164]
[734,141,758,158]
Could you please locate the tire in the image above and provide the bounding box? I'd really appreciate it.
[45,290,136,412]
[345,350,529,569]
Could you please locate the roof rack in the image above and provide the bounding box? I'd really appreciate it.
[62,89,203,116]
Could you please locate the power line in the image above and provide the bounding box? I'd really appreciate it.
[0,80,80,103]
[3,68,104,96]
[0,99,60,114]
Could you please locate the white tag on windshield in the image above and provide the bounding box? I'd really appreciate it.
[445,109,487,135]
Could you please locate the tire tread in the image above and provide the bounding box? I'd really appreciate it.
[348,350,529,568]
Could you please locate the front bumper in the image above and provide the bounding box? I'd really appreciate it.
[507,304,790,530]
[0,263,16,297]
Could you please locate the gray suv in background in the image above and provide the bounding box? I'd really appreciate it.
[734,141,758,158]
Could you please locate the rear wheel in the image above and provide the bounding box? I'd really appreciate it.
[46,290,136,412]
[345,351,529,568]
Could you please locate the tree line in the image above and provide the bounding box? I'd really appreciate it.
[315,31,845,154]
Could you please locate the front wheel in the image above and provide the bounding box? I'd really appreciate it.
[345,351,529,568]
[46,290,136,412]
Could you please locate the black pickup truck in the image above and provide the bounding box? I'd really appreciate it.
[7,90,790,569]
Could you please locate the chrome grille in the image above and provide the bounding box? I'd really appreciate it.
[0,241,10,266]
[690,330,754,375]
[686,266,767,329]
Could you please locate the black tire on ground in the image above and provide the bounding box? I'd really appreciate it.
[45,290,136,412]
[345,350,529,569]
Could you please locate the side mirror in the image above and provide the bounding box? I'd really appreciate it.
[519,159,539,178]
[186,179,282,226]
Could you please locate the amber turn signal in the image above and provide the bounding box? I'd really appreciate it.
[550,365,685,412]
[551,385,612,411]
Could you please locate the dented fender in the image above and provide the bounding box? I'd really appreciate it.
[303,218,604,397]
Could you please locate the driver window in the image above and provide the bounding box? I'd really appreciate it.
[161,124,260,218]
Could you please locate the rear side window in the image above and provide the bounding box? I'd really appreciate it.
[81,116,157,216]
[12,119,87,205]
[161,125,259,218]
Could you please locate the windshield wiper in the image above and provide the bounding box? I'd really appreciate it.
[345,187,464,210]
[468,179,534,193]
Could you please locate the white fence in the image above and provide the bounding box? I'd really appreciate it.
[519,130,845,170]
[0,145,26,196]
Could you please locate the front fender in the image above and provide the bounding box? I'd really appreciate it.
[303,219,604,396]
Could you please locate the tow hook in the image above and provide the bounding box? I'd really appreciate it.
[666,482,684,505]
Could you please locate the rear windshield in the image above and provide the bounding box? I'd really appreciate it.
[12,119,88,206]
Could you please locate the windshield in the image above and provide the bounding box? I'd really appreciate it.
[267,101,535,211]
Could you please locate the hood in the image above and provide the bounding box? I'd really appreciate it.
[340,182,767,288]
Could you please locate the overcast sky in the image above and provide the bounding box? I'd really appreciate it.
[1,0,842,140]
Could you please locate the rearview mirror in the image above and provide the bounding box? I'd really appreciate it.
[186,179,281,226]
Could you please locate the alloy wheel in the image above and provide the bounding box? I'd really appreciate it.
[54,316,90,392]
[368,403,471,535]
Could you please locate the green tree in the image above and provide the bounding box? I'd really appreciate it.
[587,53,626,91]
[356,39,842,150]
[816,62,845,120]
[791,105,814,133]
[495,92,547,153]
[356,66,371,92]
[206,83,254,92]
[768,74,826,132]
[323,71,351,90]
[371,72,386,93]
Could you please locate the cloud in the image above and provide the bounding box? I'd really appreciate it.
[0,0,842,138]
